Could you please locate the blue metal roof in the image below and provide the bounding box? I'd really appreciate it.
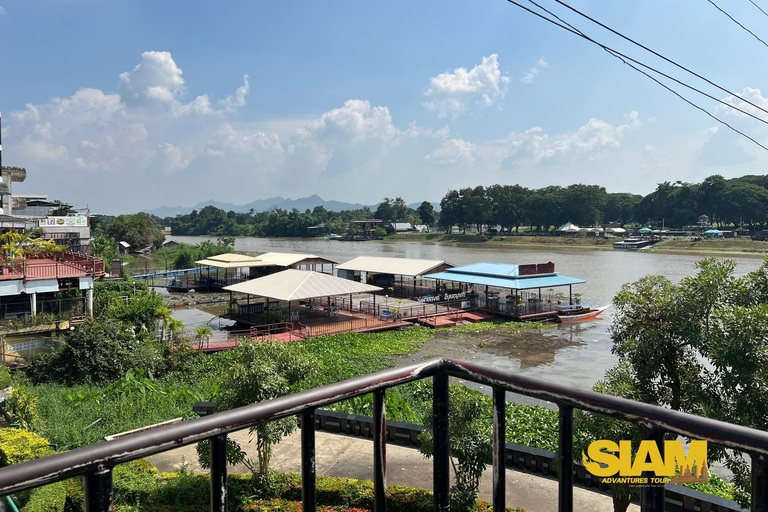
[447,262,521,277]
[424,262,585,290]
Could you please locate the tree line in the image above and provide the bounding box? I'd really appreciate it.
[90,173,768,239]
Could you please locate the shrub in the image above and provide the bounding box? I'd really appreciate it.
[0,428,52,466]
[22,481,67,512]
[0,366,11,390]
[113,459,159,506]
[28,319,161,385]
[7,385,40,429]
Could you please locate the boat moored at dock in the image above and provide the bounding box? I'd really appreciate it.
[613,238,657,250]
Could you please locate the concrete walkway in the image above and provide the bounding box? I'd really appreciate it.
[147,429,639,512]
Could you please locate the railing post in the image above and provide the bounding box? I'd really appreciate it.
[433,370,450,512]
[373,389,387,512]
[83,465,113,512]
[640,427,665,512]
[302,409,317,512]
[493,387,506,512]
[752,453,768,512]
[210,434,228,512]
[558,405,573,512]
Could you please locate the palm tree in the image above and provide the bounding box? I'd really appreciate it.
[154,305,173,342]
[194,326,213,350]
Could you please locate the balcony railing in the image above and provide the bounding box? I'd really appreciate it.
[0,358,767,512]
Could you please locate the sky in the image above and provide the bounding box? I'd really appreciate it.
[2,0,768,214]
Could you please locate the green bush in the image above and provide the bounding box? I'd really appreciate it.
[28,320,162,385]
[113,459,159,505]
[0,366,11,389]
[0,428,52,466]
[22,481,67,512]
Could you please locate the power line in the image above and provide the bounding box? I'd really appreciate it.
[524,0,768,126]
[502,0,768,151]
[548,0,768,117]
[705,0,768,48]
[748,0,768,18]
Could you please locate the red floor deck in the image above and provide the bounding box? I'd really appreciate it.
[417,310,494,328]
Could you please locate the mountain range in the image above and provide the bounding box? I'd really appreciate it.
[144,195,439,217]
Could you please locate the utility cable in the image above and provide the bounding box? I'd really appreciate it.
[524,0,768,126]
[704,0,768,48]
[748,0,768,18]
[548,0,768,117]
[503,0,768,151]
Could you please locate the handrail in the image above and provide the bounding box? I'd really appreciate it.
[2,357,768,511]
[0,359,441,494]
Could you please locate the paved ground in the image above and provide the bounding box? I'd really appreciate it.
[147,429,639,512]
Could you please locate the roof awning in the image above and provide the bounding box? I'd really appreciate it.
[248,252,338,268]
[337,256,452,277]
[223,269,381,301]
[195,253,263,269]
[425,271,585,290]
[424,262,585,291]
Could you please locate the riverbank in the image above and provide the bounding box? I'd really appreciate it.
[381,232,768,255]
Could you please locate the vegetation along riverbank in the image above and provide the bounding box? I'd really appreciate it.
[382,232,768,255]
[5,267,747,511]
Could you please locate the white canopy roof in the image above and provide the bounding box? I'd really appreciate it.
[248,252,338,268]
[223,269,381,301]
[195,253,263,269]
[556,222,580,232]
[336,256,452,277]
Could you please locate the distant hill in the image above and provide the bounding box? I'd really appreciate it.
[145,195,368,218]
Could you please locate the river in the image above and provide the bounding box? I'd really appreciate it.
[166,236,764,390]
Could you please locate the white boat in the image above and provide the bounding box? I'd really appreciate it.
[555,304,610,323]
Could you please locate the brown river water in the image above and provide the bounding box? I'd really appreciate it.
[164,236,764,391]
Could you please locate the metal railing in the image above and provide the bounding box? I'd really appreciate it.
[1,358,768,512]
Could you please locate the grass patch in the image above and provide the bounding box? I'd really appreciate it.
[446,319,555,335]
[653,238,768,253]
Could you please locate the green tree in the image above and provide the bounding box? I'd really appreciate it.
[107,213,164,250]
[416,201,437,227]
[90,234,120,261]
[214,341,317,475]
[576,364,642,512]
[602,193,642,226]
[194,326,213,350]
[28,319,160,385]
[439,190,462,233]
[419,384,492,512]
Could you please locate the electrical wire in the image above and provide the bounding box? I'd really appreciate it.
[524,0,768,126]
[548,0,768,117]
[705,0,768,48]
[748,0,768,18]
[502,0,768,151]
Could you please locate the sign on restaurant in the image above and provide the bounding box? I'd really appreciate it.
[40,216,87,227]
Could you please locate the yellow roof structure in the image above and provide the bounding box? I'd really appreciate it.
[195,253,263,269]
[336,256,452,277]
[224,269,381,301]
[249,252,338,268]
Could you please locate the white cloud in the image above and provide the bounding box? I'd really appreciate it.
[425,138,476,166]
[0,6,6,16]
[4,51,659,213]
[720,87,768,121]
[426,111,641,166]
[118,51,185,107]
[520,58,548,84]
[424,54,510,118]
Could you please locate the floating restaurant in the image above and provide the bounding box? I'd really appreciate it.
[423,261,587,321]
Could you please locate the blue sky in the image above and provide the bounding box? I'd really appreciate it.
[2,0,768,214]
